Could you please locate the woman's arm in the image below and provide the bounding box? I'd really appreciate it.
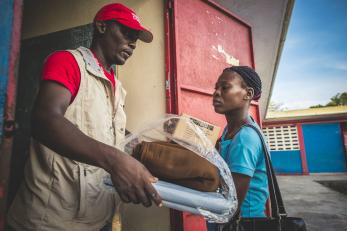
[226,127,263,213]
[231,172,251,212]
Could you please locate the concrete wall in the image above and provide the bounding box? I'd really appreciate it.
[214,0,293,119]
[21,0,169,231]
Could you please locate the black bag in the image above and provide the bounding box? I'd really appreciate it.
[217,123,307,231]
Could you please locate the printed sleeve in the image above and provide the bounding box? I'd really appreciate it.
[41,51,81,101]
[227,127,262,177]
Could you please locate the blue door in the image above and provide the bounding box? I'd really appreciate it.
[303,123,347,173]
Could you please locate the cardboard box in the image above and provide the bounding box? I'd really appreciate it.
[172,114,221,146]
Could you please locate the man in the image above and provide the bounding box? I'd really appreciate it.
[7,3,161,231]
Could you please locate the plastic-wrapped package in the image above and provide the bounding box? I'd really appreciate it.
[104,114,238,223]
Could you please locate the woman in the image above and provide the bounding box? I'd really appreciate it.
[207,66,269,231]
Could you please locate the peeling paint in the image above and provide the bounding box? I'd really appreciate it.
[211,54,220,60]
[215,16,223,22]
[211,44,240,66]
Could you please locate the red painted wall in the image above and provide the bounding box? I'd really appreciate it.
[173,0,255,128]
[165,0,258,230]
[342,123,347,156]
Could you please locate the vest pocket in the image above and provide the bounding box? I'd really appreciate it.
[50,159,79,220]
[78,165,116,223]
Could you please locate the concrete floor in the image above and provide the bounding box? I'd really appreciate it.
[277,174,347,231]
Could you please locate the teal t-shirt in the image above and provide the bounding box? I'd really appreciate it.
[207,118,269,231]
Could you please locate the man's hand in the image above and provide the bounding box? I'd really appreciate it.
[107,152,162,207]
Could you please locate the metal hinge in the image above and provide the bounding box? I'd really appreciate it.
[168,0,173,9]
[165,80,170,90]
[167,0,174,13]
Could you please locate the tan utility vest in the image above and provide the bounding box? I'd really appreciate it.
[8,47,126,231]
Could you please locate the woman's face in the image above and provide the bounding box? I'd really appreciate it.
[212,71,249,114]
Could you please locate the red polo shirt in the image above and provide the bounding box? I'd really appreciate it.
[42,51,116,103]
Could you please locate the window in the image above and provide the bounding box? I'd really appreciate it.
[263,125,299,151]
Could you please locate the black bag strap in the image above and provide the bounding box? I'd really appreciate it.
[242,122,287,218]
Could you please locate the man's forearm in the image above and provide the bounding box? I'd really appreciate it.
[31,111,118,172]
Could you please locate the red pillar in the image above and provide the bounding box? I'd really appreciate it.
[0,1,22,230]
[341,123,347,154]
[297,124,309,175]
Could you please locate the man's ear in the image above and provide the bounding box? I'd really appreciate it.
[94,21,107,34]
[244,87,254,100]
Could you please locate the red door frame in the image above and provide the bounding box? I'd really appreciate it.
[0,0,22,230]
[296,124,309,175]
[164,0,177,114]
[342,122,347,160]
[165,1,183,229]
[164,0,261,230]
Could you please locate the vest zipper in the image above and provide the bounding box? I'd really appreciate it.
[103,82,116,119]
[77,165,87,218]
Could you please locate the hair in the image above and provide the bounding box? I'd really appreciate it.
[223,66,262,100]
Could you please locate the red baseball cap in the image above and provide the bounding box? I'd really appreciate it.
[94,3,153,43]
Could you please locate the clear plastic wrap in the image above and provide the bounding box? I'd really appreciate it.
[104,114,238,223]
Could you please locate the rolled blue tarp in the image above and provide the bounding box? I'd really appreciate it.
[152,180,231,215]
[103,176,235,221]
